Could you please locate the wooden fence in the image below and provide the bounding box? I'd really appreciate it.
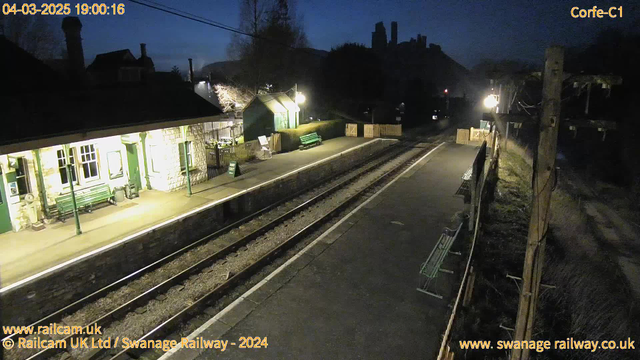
[438,128,501,360]
[345,123,358,137]
[364,124,380,138]
[379,124,402,136]
[456,129,470,144]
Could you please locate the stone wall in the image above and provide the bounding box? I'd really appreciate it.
[1,139,393,326]
[147,125,207,192]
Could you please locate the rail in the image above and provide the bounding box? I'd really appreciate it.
[16,141,429,360]
[2,141,404,347]
[109,142,439,360]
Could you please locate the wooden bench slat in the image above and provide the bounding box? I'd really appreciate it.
[299,132,322,148]
[417,223,463,298]
[55,183,114,220]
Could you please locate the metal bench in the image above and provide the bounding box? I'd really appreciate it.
[55,183,114,222]
[417,222,463,299]
[299,132,322,150]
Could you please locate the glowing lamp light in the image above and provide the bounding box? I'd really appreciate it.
[483,94,499,109]
[444,89,448,94]
[295,92,306,104]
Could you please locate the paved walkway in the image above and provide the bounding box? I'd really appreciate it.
[0,137,378,288]
[166,143,478,360]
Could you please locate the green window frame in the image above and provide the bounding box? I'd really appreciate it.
[57,148,78,186]
[15,157,31,195]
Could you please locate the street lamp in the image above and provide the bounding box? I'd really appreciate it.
[483,94,499,109]
[295,92,306,104]
[444,88,449,112]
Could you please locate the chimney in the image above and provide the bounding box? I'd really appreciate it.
[390,21,397,46]
[61,17,85,83]
[140,43,147,58]
[188,58,194,91]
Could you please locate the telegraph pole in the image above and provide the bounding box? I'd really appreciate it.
[511,46,564,360]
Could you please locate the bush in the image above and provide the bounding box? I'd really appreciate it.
[278,119,345,152]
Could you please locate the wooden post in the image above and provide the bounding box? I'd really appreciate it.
[469,164,476,231]
[463,266,476,307]
[511,46,564,360]
[469,142,487,231]
[505,122,510,151]
[215,143,221,168]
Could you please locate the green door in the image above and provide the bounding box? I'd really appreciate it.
[0,171,13,233]
[125,144,142,190]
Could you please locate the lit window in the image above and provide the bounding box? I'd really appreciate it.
[80,144,99,180]
[15,157,31,195]
[57,148,78,186]
[107,151,123,180]
[178,142,193,171]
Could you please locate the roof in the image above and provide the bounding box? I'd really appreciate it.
[245,93,299,114]
[87,49,139,72]
[1,85,222,151]
[0,36,63,95]
[0,36,222,153]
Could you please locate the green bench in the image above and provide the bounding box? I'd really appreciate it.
[416,222,463,299]
[55,183,114,222]
[299,132,322,150]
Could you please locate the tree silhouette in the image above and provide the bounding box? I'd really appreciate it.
[319,43,385,117]
[227,0,308,92]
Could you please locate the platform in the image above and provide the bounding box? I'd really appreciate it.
[165,143,478,360]
[0,137,379,288]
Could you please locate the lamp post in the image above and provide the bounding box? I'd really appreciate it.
[64,144,82,235]
[444,88,449,113]
[483,94,499,109]
[291,83,306,127]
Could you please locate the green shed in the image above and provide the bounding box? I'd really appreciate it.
[242,93,299,141]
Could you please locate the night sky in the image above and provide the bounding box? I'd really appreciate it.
[70,0,639,72]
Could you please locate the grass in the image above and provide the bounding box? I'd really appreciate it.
[450,148,532,359]
[450,142,639,359]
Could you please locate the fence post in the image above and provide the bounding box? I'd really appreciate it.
[463,266,476,307]
[215,144,221,168]
[469,167,476,231]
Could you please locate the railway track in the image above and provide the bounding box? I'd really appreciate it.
[5,139,441,360]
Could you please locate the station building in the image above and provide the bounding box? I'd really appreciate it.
[242,93,300,141]
[0,18,222,234]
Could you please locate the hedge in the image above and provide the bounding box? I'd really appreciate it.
[278,119,345,152]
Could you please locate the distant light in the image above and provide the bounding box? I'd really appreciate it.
[444,89,448,94]
[432,115,438,120]
[198,81,205,85]
[295,92,306,104]
[483,94,499,109]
